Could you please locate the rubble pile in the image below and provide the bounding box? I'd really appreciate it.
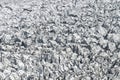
[0,0,120,80]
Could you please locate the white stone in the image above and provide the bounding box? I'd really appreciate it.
[49,78,54,80]
[5,34,11,41]
[67,35,73,41]
[112,34,120,43]
[3,58,11,67]
[98,26,107,36]
[108,42,116,52]
[10,72,20,80]
[66,47,72,53]
[26,39,32,46]
[99,52,109,57]
[73,33,80,40]
[70,76,75,80]
[17,60,25,69]
[99,37,108,48]
[117,52,120,58]
[0,63,4,70]
[0,72,5,79]
[71,53,77,60]
[64,65,69,71]
[86,76,91,80]
[50,40,58,45]
[4,69,11,76]
[18,70,25,76]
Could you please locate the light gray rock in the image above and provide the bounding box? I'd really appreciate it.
[108,41,116,52]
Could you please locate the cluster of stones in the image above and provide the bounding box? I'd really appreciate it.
[0,0,120,80]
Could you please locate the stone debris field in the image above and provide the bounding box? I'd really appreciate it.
[0,0,120,80]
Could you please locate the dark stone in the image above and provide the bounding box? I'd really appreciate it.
[27,76,34,80]
[23,8,32,12]
[55,37,61,44]
[24,31,28,36]
[68,14,78,17]
[102,23,109,29]
[37,38,43,43]
[80,60,83,64]
[0,39,1,43]
[88,54,93,62]
[103,43,109,51]
[21,42,27,48]
[107,69,113,74]
[49,30,56,33]
[62,21,67,24]
[14,38,21,42]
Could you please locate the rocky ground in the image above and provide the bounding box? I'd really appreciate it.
[0,0,120,80]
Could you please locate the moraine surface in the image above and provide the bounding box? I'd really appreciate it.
[0,0,120,80]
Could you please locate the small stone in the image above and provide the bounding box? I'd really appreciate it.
[49,78,54,80]
[21,41,27,48]
[71,53,77,60]
[99,52,109,57]
[117,52,120,58]
[17,60,25,69]
[64,65,69,71]
[18,70,25,76]
[66,47,72,53]
[73,33,80,40]
[49,40,58,45]
[4,68,11,76]
[70,76,75,80]
[99,37,108,48]
[112,34,120,43]
[0,63,4,70]
[0,72,5,79]
[10,72,20,80]
[4,34,12,43]
[98,26,107,36]
[26,39,32,46]
[86,76,91,80]
[108,42,116,52]
[14,38,21,43]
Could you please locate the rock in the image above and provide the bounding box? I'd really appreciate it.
[17,60,25,70]
[108,42,116,52]
[98,26,107,36]
[0,62,4,70]
[70,76,75,80]
[99,37,108,48]
[3,68,11,76]
[66,47,72,53]
[21,41,27,48]
[71,53,77,60]
[86,76,91,80]
[99,51,109,57]
[26,39,32,46]
[18,70,25,76]
[10,72,20,80]
[73,33,80,40]
[4,34,12,43]
[112,34,120,43]
[0,72,5,79]
[117,52,120,58]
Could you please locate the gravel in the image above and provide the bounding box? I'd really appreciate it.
[0,0,120,80]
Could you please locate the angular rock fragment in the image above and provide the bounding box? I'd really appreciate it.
[108,42,116,52]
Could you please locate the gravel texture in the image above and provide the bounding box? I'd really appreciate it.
[0,0,120,80]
